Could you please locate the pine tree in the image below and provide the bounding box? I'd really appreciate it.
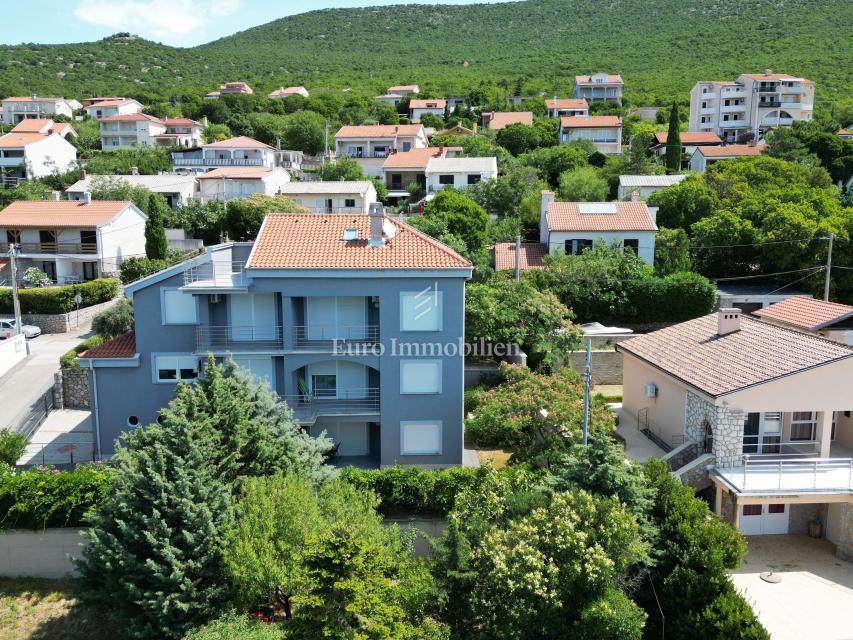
[144,192,169,260]
[665,102,682,173]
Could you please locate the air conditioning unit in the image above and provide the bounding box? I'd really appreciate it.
[210,294,222,304]
[644,383,658,398]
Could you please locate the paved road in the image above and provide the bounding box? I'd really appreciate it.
[0,323,93,430]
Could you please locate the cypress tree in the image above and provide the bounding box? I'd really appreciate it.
[665,102,682,173]
[144,193,169,260]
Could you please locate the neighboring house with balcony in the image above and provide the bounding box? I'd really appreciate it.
[382,145,463,199]
[205,82,253,99]
[334,125,428,178]
[66,174,199,209]
[481,111,533,130]
[545,98,588,118]
[277,181,377,213]
[374,94,405,107]
[539,190,657,263]
[77,205,472,469]
[0,120,78,180]
[172,136,277,172]
[424,156,497,195]
[410,99,446,122]
[387,84,419,96]
[688,71,815,142]
[1,96,78,124]
[83,98,143,119]
[560,116,622,154]
[753,297,853,346]
[0,198,146,283]
[572,74,624,105]
[99,113,167,149]
[196,167,290,202]
[155,118,205,148]
[617,309,853,555]
[689,143,766,172]
[650,131,722,167]
[617,174,688,200]
[268,86,309,99]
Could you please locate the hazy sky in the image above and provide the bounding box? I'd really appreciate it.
[4,0,507,47]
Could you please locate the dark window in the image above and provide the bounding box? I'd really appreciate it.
[623,239,639,254]
[439,175,454,185]
[312,375,336,398]
[6,230,20,244]
[127,415,140,426]
[743,505,762,516]
[467,174,481,185]
[390,173,402,187]
[158,368,177,380]
[344,199,356,208]
[180,369,198,380]
[768,504,785,514]
[724,99,730,106]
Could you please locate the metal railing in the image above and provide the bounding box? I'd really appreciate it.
[302,207,364,214]
[12,386,55,441]
[293,325,379,348]
[732,456,853,492]
[183,260,247,286]
[196,325,283,351]
[342,151,390,159]
[0,241,97,254]
[636,408,679,453]
[282,388,380,422]
[740,435,821,457]
[172,157,266,166]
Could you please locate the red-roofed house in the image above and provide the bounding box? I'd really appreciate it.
[481,112,533,130]
[172,136,277,172]
[572,74,624,105]
[196,167,291,202]
[334,125,428,178]
[545,98,589,119]
[539,190,657,263]
[99,113,167,149]
[754,297,853,345]
[382,145,463,198]
[651,131,722,165]
[205,82,253,99]
[0,119,78,180]
[409,99,447,122]
[560,116,622,154]
[689,143,767,172]
[155,118,205,148]
[1,96,77,124]
[387,84,420,96]
[268,86,309,99]
[84,98,143,119]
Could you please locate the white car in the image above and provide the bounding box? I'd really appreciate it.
[0,319,41,339]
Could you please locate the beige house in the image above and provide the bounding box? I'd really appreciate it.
[482,112,533,130]
[689,143,766,172]
[754,296,853,346]
[560,116,622,154]
[382,146,463,199]
[334,124,428,179]
[617,309,853,556]
[572,74,624,105]
[196,167,290,202]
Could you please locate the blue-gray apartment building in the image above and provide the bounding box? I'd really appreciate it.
[79,206,472,468]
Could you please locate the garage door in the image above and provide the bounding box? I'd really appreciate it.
[739,503,790,535]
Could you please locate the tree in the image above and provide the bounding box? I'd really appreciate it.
[518,145,587,187]
[85,147,172,175]
[765,127,819,166]
[282,110,326,155]
[558,165,608,201]
[625,129,660,175]
[496,123,539,156]
[419,113,445,129]
[172,199,227,245]
[423,189,489,252]
[467,165,545,220]
[90,175,151,213]
[144,192,169,259]
[0,428,27,466]
[648,173,717,230]
[318,156,364,181]
[690,211,758,277]
[664,102,682,173]
[92,298,134,337]
[654,227,692,275]
[223,194,305,241]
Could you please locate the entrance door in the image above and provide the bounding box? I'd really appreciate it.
[82,262,97,281]
[41,261,57,281]
[739,504,790,535]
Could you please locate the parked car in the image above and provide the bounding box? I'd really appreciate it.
[0,319,41,339]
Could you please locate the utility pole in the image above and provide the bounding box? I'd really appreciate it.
[824,232,834,301]
[581,337,591,446]
[8,244,22,335]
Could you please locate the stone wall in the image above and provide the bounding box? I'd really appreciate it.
[685,392,744,468]
[789,503,821,535]
[565,350,623,385]
[54,368,91,410]
[674,453,714,491]
[827,502,853,562]
[2,298,119,335]
[664,440,700,471]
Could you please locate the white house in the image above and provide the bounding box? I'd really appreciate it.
[172,136,277,173]
[374,94,405,107]
[410,99,446,122]
[84,99,143,119]
[382,145,463,198]
[155,118,205,148]
[0,120,78,180]
[546,98,589,119]
[572,74,624,104]
[196,167,290,202]
[66,174,199,209]
[99,113,167,149]
[689,143,767,172]
[0,198,147,283]
[1,96,77,124]
[387,84,419,96]
[617,174,688,200]
[754,297,853,346]
[538,190,657,263]
[560,116,622,154]
[334,125,428,179]
[277,181,378,213]
[424,156,498,195]
[267,86,309,99]
[205,82,253,99]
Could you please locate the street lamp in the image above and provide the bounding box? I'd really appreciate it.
[579,323,633,446]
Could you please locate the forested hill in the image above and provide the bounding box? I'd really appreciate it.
[0,0,850,104]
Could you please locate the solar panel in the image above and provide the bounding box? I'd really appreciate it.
[578,203,618,214]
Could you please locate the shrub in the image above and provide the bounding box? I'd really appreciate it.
[60,334,104,369]
[0,278,119,315]
[118,256,169,284]
[0,464,114,530]
[22,267,52,288]
[184,615,285,640]
[0,429,27,466]
[91,298,133,338]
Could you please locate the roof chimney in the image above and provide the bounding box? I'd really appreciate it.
[717,308,742,336]
[368,202,385,247]
[83,192,92,205]
[80,169,87,179]
[630,190,640,202]
[130,166,139,176]
[765,69,773,76]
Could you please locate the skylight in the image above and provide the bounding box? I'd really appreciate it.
[343,228,359,241]
[578,203,617,214]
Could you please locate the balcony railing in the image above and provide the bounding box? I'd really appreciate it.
[0,242,97,254]
[282,388,380,422]
[715,456,853,493]
[720,121,748,128]
[758,100,782,108]
[172,157,265,167]
[196,325,283,352]
[303,207,364,214]
[342,151,390,159]
[183,260,247,288]
[293,325,379,349]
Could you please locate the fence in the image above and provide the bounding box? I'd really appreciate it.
[11,385,55,439]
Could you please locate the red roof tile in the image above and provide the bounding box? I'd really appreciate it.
[335,124,424,138]
[78,331,136,359]
[546,99,588,110]
[654,131,722,145]
[484,112,533,130]
[575,74,624,85]
[560,116,621,128]
[382,146,457,169]
[99,113,164,124]
[410,99,447,109]
[203,136,272,149]
[0,200,132,227]
[196,167,274,179]
[547,201,657,232]
[697,144,766,157]
[753,297,853,331]
[493,243,547,271]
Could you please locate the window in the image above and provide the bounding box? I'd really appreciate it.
[127,415,140,427]
[701,101,707,108]
[467,174,481,185]
[400,360,441,394]
[743,505,762,516]
[400,420,442,455]
[400,290,442,332]
[312,374,337,398]
[768,504,786,514]
[790,411,816,441]
[344,198,356,208]
[162,288,198,325]
[439,174,454,185]
[402,142,412,152]
[154,354,199,383]
[565,239,593,256]
[623,239,639,254]
[6,229,20,244]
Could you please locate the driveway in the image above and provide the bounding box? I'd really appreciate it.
[731,534,853,640]
[0,323,93,430]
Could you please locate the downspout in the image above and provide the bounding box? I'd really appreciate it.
[90,366,102,460]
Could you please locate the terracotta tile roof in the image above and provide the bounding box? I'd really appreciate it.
[561,116,621,128]
[248,213,471,270]
[547,201,657,232]
[335,124,424,138]
[2,96,66,103]
[654,131,722,145]
[388,85,419,92]
[164,117,201,127]
[78,331,136,359]
[836,128,853,136]
[575,74,624,85]
[484,112,533,130]
[697,144,766,158]
[203,136,272,149]
[410,99,447,109]
[196,167,273,179]
[268,86,307,97]
[9,119,75,138]
[217,82,253,94]
[99,113,165,124]
[740,73,812,83]
[546,99,588,110]
[0,200,131,228]
[753,297,853,331]
[87,99,139,107]
[0,132,55,148]
[617,314,853,397]
[493,242,547,271]
[383,146,454,169]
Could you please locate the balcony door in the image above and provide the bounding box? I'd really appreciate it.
[742,412,782,454]
[229,293,277,342]
[306,297,367,340]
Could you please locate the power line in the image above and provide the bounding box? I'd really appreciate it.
[688,236,830,251]
[764,267,826,295]
[712,267,824,282]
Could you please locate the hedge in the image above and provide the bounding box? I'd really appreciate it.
[60,335,105,369]
[625,271,717,323]
[0,464,114,530]
[0,278,119,315]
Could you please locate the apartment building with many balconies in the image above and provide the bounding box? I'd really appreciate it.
[172,136,277,172]
[572,74,624,105]
[689,70,815,142]
[77,206,472,468]
[1,96,79,124]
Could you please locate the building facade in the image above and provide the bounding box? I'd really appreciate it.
[172,136,277,173]
[560,116,622,154]
[0,121,77,180]
[572,74,624,104]
[334,125,428,179]
[196,167,290,202]
[1,97,77,124]
[278,181,378,213]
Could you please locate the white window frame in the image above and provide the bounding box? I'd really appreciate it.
[152,353,199,384]
[400,420,442,455]
[790,411,817,441]
[400,290,443,332]
[161,287,198,325]
[400,359,442,394]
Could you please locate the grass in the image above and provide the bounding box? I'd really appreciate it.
[592,385,623,403]
[476,449,513,469]
[0,578,118,640]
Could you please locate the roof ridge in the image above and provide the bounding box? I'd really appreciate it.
[389,216,472,267]
[744,313,853,350]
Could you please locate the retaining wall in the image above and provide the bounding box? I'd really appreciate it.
[54,368,91,410]
[1,298,119,334]
[565,350,623,385]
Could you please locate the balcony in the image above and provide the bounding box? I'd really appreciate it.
[282,388,380,423]
[196,325,283,352]
[342,150,391,159]
[293,325,379,350]
[303,207,364,214]
[713,456,853,495]
[0,241,97,255]
[182,260,248,291]
[758,100,782,108]
[762,117,794,126]
[172,157,265,167]
[720,120,748,129]
[720,104,746,112]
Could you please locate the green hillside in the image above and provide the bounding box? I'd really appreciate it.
[0,0,850,104]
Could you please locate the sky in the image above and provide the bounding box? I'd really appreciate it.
[3,0,505,47]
